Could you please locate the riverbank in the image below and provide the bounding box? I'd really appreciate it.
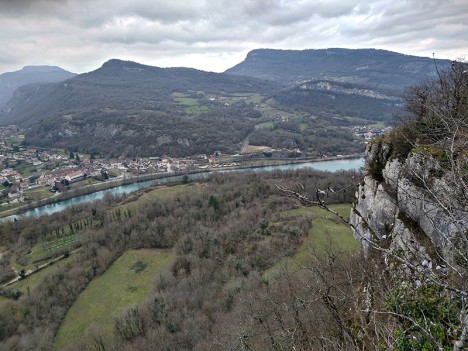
[216,153,364,171]
[0,156,364,220]
[0,173,183,218]
[0,171,200,219]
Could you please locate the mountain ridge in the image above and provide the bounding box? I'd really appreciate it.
[0,59,282,157]
[0,49,453,158]
[0,59,280,125]
[0,65,76,108]
[225,48,450,93]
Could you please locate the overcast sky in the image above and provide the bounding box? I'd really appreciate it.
[1,0,467,74]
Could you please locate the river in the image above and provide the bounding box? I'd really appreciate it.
[2,157,364,221]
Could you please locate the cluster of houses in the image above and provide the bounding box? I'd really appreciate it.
[0,140,222,206]
[0,127,231,206]
[0,159,157,206]
[34,156,181,188]
[353,125,392,141]
[0,169,25,203]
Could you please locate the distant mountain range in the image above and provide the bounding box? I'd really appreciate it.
[226,48,450,93]
[0,49,452,157]
[0,59,280,157]
[226,48,450,124]
[0,65,76,108]
[0,59,278,126]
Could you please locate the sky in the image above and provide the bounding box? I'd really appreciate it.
[1,0,467,75]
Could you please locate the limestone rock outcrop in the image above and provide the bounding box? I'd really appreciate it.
[350,140,468,265]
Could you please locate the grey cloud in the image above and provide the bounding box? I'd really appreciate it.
[113,0,205,24]
[0,0,466,74]
[0,0,45,13]
[307,0,363,18]
[208,0,362,27]
[334,0,468,47]
[0,0,72,16]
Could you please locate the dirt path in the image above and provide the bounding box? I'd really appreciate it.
[1,247,81,288]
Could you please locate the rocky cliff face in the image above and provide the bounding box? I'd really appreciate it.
[350,140,468,267]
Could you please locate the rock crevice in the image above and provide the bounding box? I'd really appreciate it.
[351,141,468,264]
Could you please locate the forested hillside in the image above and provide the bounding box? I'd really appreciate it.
[272,79,401,121]
[0,169,359,350]
[0,50,450,158]
[0,59,282,157]
[225,49,452,126]
[1,59,277,126]
[0,59,466,351]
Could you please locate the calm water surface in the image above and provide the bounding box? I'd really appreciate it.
[2,158,364,221]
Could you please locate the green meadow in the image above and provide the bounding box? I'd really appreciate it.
[23,186,53,202]
[7,255,75,295]
[173,93,209,114]
[0,296,10,309]
[266,204,360,278]
[54,249,174,349]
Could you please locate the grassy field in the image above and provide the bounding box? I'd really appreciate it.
[242,145,272,154]
[54,249,174,349]
[15,164,39,178]
[13,233,79,271]
[174,96,199,106]
[262,107,299,119]
[23,186,53,202]
[185,105,209,114]
[0,296,10,309]
[299,122,309,131]
[9,185,187,274]
[222,93,264,104]
[115,184,189,216]
[138,184,189,201]
[369,121,387,129]
[4,137,24,147]
[4,184,187,333]
[172,94,210,114]
[255,121,274,130]
[11,185,188,271]
[265,204,360,278]
[0,201,24,215]
[241,93,263,104]
[6,255,75,296]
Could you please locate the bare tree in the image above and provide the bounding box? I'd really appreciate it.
[276,60,468,350]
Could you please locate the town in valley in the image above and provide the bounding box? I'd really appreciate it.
[0,124,381,212]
